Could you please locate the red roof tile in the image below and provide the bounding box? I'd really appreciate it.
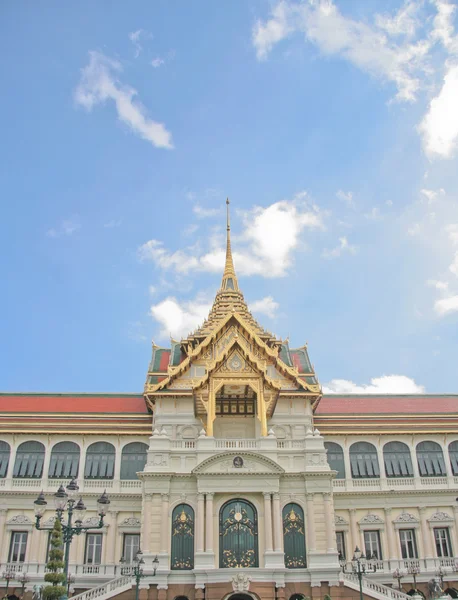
[0,394,148,414]
[317,395,458,414]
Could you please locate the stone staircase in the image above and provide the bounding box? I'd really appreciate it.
[70,575,132,600]
[343,573,412,600]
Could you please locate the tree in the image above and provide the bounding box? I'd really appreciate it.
[42,519,66,600]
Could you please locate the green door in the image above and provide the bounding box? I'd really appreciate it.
[283,503,306,568]
[220,499,258,568]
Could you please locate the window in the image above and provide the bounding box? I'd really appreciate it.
[123,534,140,563]
[9,532,28,562]
[350,442,380,478]
[336,531,346,559]
[383,442,414,478]
[49,442,80,479]
[171,504,194,570]
[434,528,452,557]
[283,503,306,568]
[324,442,345,479]
[399,529,418,559]
[84,442,115,479]
[85,533,103,564]
[219,499,258,568]
[13,441,45,478]
[120,443,148,480]
[416,441,446,477]
[363,530,382,559]
[449,441,458,476]
[0,441,10,478]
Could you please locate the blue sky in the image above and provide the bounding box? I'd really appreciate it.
[1,0,458,394]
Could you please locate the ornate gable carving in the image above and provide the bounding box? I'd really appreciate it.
[7,515,32,525]
[394,512,419,524]
[192,451,285,475]
[335,514,348,525]
[359,513,384,525]
[428,511,453,522]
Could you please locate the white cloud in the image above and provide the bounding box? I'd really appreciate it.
[420,188,445,203]
[446,224,458,245]
[151,57,165,68]
[74,51,173,149]
[336,189,355,208]
[252,0,430,102]
[150,296,211,340]
[249,296,279,318]
[323,374,425,394]
[449,251,458,276]
[129,29,152,58]
[192,204,222,218]
[419,64,458,158]
[322,236,357,259]
[46,218,80,238]
[139,195,325,278]
[434,294,458,315]
[430,0,458,54]
[427,279,449,291]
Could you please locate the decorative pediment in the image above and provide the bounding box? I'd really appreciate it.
[359,513,384,525]
[428,511,453,523]
[192,451,285,475]
[394,512,419,524]
[7,514,32,525]
[335,514,348,526]
[119,517,141,529]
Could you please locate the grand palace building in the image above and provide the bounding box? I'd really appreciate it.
[0,202,457,600]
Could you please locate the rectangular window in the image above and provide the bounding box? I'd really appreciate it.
[123,534,140,563]
[336,531,346,559]
[434,528,452,557]
[8,532,28,562]
[85,533,103,564]
[399,529,418,559]
[363,530,382,559]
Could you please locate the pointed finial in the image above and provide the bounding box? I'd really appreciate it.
[220,197,239,293]
[226,197,230,231]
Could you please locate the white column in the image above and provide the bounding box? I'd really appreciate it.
[107,511,118,564]
[264,493,273,552]
[306,493,316,552]
[343,443,353,488]
[272,493,283,553]
[349,508,360,554]
[142,493,152,553]
[0,510,6,561]
[28,526,40,563]
[160,494,169,553]
[324,493,335,552]
[419,507,432,558]
[385,508,397,560]
[205,493,214,553]
[196,493,205,553]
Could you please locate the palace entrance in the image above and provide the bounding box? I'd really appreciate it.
[219,498,258,568]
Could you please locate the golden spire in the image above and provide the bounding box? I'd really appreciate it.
[220,198,239,292]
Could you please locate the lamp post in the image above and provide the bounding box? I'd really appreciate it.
[34,479,110,600]
[16,573,30,599]
[435,565,447,590]
[393,568,405,591]
[408,565,421,592]
[66,574,75,598]
[2,570,15,600]
[340,546,376,600]
[121,550,159,600]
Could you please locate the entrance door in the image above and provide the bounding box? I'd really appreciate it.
[220,499,258,568]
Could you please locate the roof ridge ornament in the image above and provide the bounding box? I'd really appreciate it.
[220,198,239,293]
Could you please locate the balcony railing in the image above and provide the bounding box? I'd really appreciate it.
[0,478,142,494]
[332,476,457,492]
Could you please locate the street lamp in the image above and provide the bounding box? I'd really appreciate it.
[393,568,405,591]
[435,565,448,590]
[34,480,110,600]
[408,565,421,592]
[16,573,30,599]
[340,546,376,600]
[66,574,75,598]
[2,570,15,600]
[127,551,159,600]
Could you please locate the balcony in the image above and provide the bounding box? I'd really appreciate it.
[332,476,458,492]
[0,478,142,494]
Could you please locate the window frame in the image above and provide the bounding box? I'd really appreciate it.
[383,441,414,478]
[449,441,458,476]
[350,442,380,479]
[363,530,382,560]
[84,442,116,480]
[0,440,10,478]
[336,531,346,560]
[434,528,453,557]
[13,441,45,479]
[48,441,80,479]
[399,529,418,559]
[85,533,103,565]
[8,531,28,563]
[324,442,346,479]
[416,441,446,477]
[120,443,148,480]
[123,533,140,563]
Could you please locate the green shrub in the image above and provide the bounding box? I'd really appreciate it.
[42,519,66,600]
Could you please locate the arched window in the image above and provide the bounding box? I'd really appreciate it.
[13,441,45,478]
[416,441,446,476]
[383,441,413,477]
[283,503,306,568]
[171,504,194,570]
[219,499,258,568]
[49,442,80,479]
[84,442,115,479]
[324,442,345,479]
[350,442,380,478]
[0,441,10,478]
[449,441,458,476]
[120,442,148,480]
[290,596,306,600]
